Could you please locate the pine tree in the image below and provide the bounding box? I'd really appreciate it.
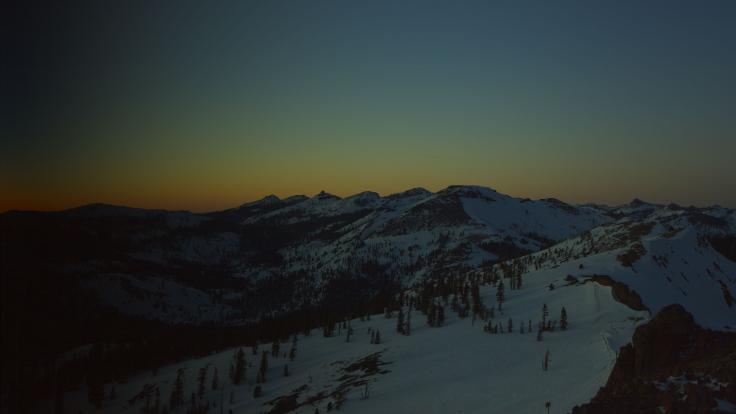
[230,348,246,384]
[197,366,207,398]
[507,318,513,333]
[496,279,505,311]
[259,351,268,383]
[283,365,289,377]
[543,349,551,371]
[211,367,219,390]
[346,323,353,343]
[560,307,568,330]
[396,307,405,334]
[427,303,436,327]
[374,329,381,344]
[271,341,280,358]
[437,305,445,326]
[542,304,549,328]
[169,369,185,409]
[536,323,543,342]
[470,283,482,315]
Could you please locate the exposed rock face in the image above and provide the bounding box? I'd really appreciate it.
[573,305,736,414]
[588,275,648,311]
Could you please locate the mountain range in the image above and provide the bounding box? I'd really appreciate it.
[1,185,735,413]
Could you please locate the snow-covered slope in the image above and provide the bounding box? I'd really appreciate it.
[11,186,736,414]
[58,264,647,414]
[519,205,736,330]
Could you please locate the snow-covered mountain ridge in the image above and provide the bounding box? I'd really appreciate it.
[507,205,736,330]
[4,185,736,414]
[2,185,733,330]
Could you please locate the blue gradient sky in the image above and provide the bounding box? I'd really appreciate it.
[4,0,735,211]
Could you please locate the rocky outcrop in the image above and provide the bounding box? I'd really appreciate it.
[587,275,648,311]
[573,305,736,414]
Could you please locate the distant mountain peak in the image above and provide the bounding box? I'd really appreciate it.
[386,187,432,199]
[630,198,650,206]
[439,185,499,200]
[314,190,341,200]
[247,195,281,206]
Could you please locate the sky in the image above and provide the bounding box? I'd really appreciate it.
[3,0,736,212]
